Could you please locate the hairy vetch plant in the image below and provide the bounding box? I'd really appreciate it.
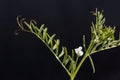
[17,9,120,80]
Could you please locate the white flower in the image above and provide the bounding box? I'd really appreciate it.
[94,36,99,43]
[107,37,112,41]
[74,46,84,57]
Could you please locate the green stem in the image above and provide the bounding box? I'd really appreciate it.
[72,54,88,80]
[71,39,95,80]
[70,76,74,80]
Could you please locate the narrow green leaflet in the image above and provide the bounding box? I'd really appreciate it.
[58,47,65,58]
[38,24,45,37]
[48,34,56,47]
[52,39,60,55]
[68,56,76,74]
[52,39,60,50]
[31,23,39,33]
[43,28,48,40]
[88,56,95,73]
[62,47,68,64]
[83,35,86,51]
[71,49,75,60]
[24,21,33,32]
[64,57,70,66]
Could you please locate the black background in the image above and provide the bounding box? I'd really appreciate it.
[0,0,120,80]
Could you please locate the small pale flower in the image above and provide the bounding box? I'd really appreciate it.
[74,46,84,57]
[94,36,99,43]
[107,37,112,41]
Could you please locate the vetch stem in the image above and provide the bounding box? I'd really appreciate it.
[71,39,95,80]
[70,75,75,80]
